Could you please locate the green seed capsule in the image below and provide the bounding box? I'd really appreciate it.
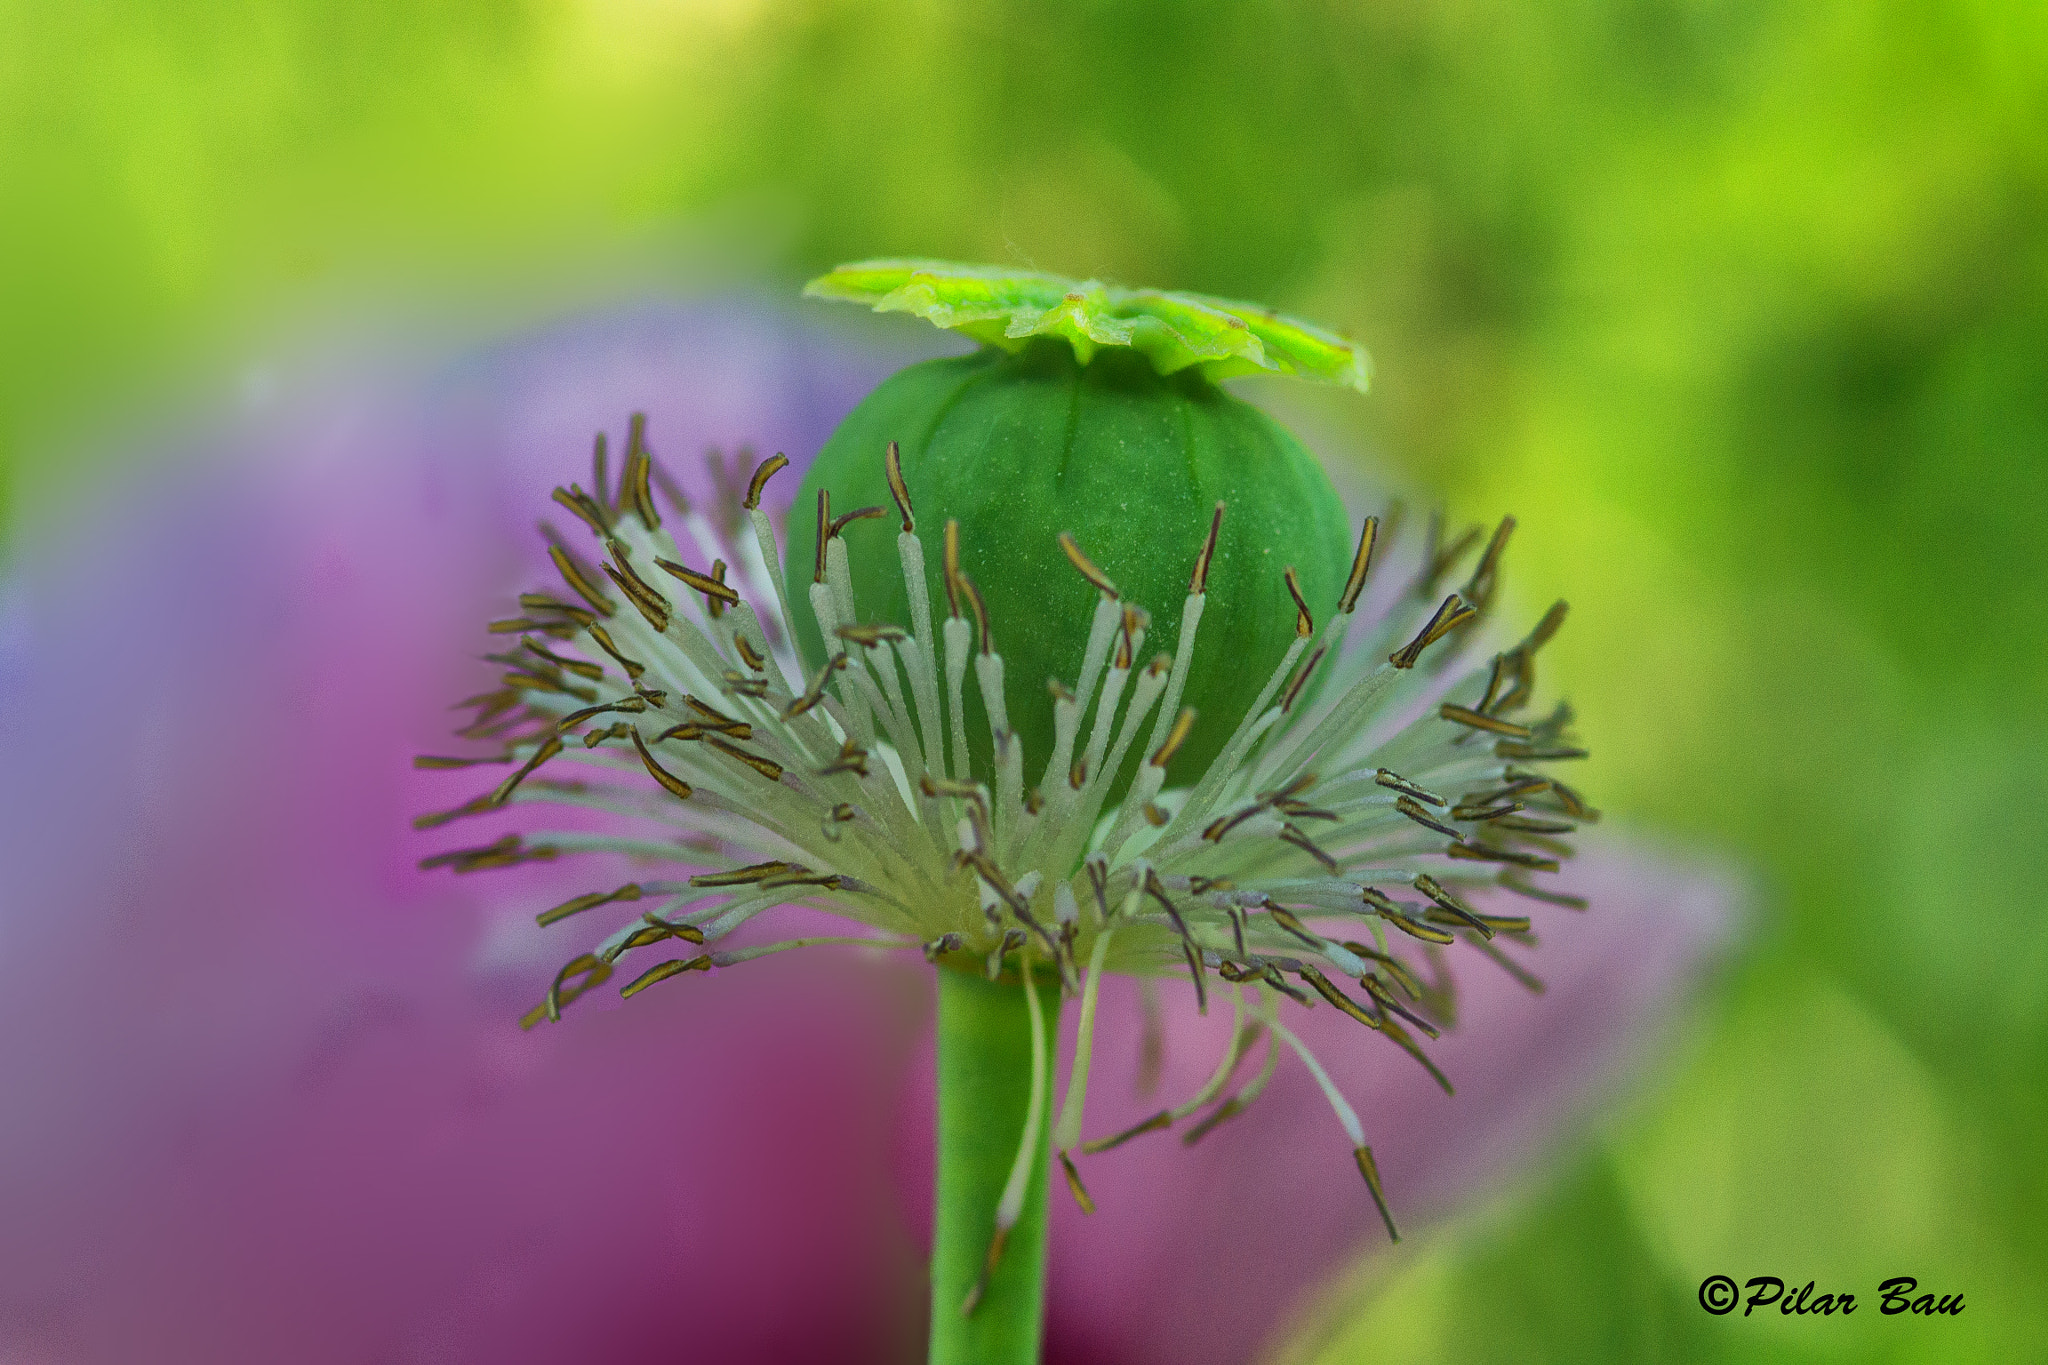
[794,261,1365,789]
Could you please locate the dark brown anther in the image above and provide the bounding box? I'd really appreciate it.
[958,571,992,655]
[835,623,908,647]
[960,1226,1010,1318]
[1545,777,1600,821]
[607,920,707,961]
[1283,566,1315,638]
[921,932,964,963]
[721,671,770,699]
[1449,799,1527,822]
[1180,1097,1246,1147]
[785,653,850,720]
[1498,869,1588,909]
[1080,1109,1172,1155]
[1360,973,1439,1039]
[1189,502,1225,595]
[619,954,711,1001]
[1471,936,1546,994]
[829,505,886,539]
[654,557,742,607]
[518,593,597,627]
[1461,515,1515,608]
[536,882,644,928]
[1389,593,1478,668]
[742,453,788,512]
[489,736,563,806]
[584,623,645,680]
[1355,1146,1401,1242]
[734,633,767,671]
[1226,905,1248,958]
[1413,874,1491,939]
[548,542,616,617]
[412,754,511,770]
[811,489,832,585]
[1298,965,1384,1031]
[815,738,869,778]
[1415,515,1481,599]
[1339,515,1380,614]
[600,562,670,631]
[1445,842,1559,872]
[1085,858,1111,923]
[410,794,497,830]
[1395,795,1463,839]
[1280,646,1325,713]
[1492,814,1574,834]
[551,485,612,538]
[882,440,915,532]
[703,734,784,782]
[1439,703,1534,739]
[938,519,964,619]
[1494,741,1589,762]
[627,728,694,800]
[1342,943,1425,999]
[523,640,603,681]
[1143,870,1208,1014]
[421,833,559,875]
[1374,768,1445,807]
[689,861,794,888]
[1058,1151,1096,1215]
[1151,707,1197,769]
[1266,906,1326,952]
[1143,802,1168,827]
[624,419,661,529]
[553,697,648,731]
[1058,532,1121,600]
[1279,823,1339,874]
[1259,962,1313,1004]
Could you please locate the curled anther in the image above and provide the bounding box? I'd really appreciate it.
[1058,531,1120,600]
[1283,565,1314,638]
[743,453,788,511]
[884,440,914,531]
[538,952,612,1026]
[829,505,886,538]
[942,519,963,618]
[1339,515,1380,614]
[1142,870,1208,1013]
[1189,501,1225,595]
[922,932,964,963]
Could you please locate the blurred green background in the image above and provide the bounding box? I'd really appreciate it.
[6,2,2043,1360]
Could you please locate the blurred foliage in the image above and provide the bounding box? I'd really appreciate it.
[5,1,2045,1359]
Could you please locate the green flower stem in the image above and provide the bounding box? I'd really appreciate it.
[930,966,1061,1365]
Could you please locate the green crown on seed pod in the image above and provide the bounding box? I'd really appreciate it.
[792,259,1370,787]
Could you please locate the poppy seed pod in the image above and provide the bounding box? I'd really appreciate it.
[788,338,1353,787]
